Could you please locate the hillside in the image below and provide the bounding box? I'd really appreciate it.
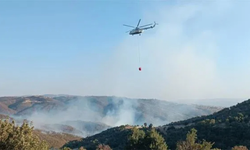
[62,98,250,150]
[0,96,66,116]
[0,95,222,124]
[33,129,81,149]
[0,95,222,139]
[63,125,133,150]
[157,98,250,149]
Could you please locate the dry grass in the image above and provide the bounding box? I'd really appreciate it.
[33,129,82,149]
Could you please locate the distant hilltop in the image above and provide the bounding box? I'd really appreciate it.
[0,95,223,125]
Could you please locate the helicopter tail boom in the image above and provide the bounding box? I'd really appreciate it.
[140,22,158,30]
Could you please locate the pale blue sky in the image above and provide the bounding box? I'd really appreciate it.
[0,0,250,105]
[0,0,151,93]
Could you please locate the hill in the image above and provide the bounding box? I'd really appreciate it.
[62,98,250,150]
[33,129,81,149]
[0,95,222,124]
[0,95,222,138]
[157,98,250,149]
[63,125,133,150]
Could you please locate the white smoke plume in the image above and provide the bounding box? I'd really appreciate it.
[8,95,222,137]
[91,0,250,105]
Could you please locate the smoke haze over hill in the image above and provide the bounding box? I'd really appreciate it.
[0,95,222,137]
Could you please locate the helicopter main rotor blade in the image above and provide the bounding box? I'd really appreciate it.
[123,24,135,28]
[139,23,153,28]
[137,19,141,27]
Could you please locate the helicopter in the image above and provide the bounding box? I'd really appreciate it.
[123,19,157,36]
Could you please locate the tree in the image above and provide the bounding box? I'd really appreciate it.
[126,127,168,150]
[144,128,168,150]
[0,119,49,150]
[176,128,215,150]
[126,127,146,150]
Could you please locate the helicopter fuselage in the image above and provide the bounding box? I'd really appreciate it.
[129,28,143,35]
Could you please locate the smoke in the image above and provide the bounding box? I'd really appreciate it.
[18,97,141,137]
[9,95,220,137]
[100,98,137,126]
[92,0,250,105]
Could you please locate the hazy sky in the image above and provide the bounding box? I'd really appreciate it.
[0,0,250,104]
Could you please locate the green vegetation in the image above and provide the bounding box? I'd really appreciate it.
[63,125,132,150]
[126,127,168,150]
[160,99,250,149]
[0,117,81,150]
[63,124,250,150]
[176,128,216,150]
[62,99,250,150]
[0,119,49,150]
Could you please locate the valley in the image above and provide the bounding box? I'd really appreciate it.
[0,95,224,149]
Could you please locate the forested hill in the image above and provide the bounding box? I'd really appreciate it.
[158,98,250,149]
[63,98,250,150]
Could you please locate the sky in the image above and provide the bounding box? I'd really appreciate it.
[0,0,250,105]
